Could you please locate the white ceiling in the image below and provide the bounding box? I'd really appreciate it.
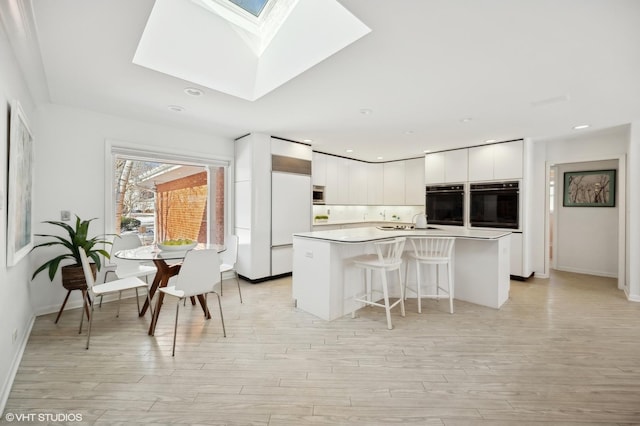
[4,0,640,161]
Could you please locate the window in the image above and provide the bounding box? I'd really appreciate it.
[228,0,270,17]
[106,143,229,246]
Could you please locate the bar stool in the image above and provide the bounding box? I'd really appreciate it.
[404,237,455,314]
[351,237,406,329]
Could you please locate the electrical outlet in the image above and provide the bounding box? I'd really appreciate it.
[12,329,18,343]
[61,210,71,221]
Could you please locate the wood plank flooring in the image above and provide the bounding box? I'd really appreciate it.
[2,270,640,425]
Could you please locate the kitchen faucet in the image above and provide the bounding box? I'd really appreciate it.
[379,210,386,220]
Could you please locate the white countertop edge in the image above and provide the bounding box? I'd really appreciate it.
[294,227,511,243]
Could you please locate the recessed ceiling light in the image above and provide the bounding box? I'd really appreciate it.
[573,124,590,130]
[404,130,414,135]
[359,108,373,115]
[303,139,313,143]
[485,139,497,143]
[423,150,431,153]
[184,87,204,97]
[168,105,184,112]
[460,117,472,123]
[377,156,384,160]
[346,149,353,153]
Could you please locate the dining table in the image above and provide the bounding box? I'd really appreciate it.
[114,243,225,336]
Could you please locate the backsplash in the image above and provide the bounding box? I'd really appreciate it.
[312,205,424,223]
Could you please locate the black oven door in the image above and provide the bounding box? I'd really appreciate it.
[426,185,464,226]
[469,182,519,229]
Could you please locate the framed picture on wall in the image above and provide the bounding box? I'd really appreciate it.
[563,169,616,207]
[7,100,35,266]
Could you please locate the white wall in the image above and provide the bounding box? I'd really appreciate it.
[530,125,630,282]
[627,121,640,301]
[29,103,234,315]
[554,160,619,277]
[0,22,38,413]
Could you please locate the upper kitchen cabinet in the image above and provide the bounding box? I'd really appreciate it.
[367,163,384,205]
[348,160,368,205]
[404,158,425,205]
[383,161,405,205]
[424,149,468,184]
[468,140,523,181]
[312,152,327,186]
[324,154,350,204]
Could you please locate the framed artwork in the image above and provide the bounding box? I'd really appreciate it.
[563,169,616,207]
[7,100,35,266]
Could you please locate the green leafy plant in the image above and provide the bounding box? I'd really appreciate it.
[31,216,112,281]
[314,215,329,220]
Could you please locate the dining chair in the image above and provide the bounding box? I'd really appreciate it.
[100,233,157,307]
[220,234,242,303]
[159,249,226,356]
[78,248,153,350]
[351,237,406,330]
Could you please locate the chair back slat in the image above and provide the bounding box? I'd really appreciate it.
[374,237,406,267]
[409,237,455,261]
[175,249,221,297]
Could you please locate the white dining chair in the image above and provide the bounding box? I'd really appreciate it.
[78,248,153,350]
[220,234,242,303]
[351,237,406,330]
[159,249,226,356]
[100,233,157,307]
[104,233,157,281]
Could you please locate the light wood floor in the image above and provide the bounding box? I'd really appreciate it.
[3,270,640,425]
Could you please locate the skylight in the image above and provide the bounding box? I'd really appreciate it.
[228,0,270,17]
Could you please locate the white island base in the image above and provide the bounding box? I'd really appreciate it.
[292,227,511,321]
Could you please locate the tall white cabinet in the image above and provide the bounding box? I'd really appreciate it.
[424,139,531,279]
[235,134,312,281]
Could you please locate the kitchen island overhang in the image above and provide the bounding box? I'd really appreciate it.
[292,227,511,321]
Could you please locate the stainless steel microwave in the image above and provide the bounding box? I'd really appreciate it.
[313,185,325,204]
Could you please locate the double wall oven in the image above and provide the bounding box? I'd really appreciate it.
[425,181,520,230]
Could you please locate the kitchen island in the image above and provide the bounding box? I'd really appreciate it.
[292,227,511,321]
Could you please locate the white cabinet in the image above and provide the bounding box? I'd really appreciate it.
[425,149,468,184]
[337,157,350,204]
[348,161,368,205]
[493,140,523,180]
[383,161,405,205]
[312,152,327,186]
[469,140,523,181]
[510,232,523,277]
[324,155,338,204]
[367,163,384,205]
[404,158,424,205]
[445,149,469,183]
[425,152,445,184]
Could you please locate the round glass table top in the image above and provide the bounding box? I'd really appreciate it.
[114,243,225,261]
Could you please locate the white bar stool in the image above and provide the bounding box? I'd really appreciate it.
[404,237,455,314]
[352,237,406,329]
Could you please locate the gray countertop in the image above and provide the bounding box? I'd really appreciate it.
[294,226,511,243]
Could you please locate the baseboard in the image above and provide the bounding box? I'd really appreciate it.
[238,272,292,284]
[0,315,35,415]
[554,266,617,278]
[34,291,142,317]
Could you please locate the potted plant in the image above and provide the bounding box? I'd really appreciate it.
[32,216,112,289]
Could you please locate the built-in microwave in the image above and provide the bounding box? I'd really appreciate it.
[313,185,325,204]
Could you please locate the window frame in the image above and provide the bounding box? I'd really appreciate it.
[104,140,233,245]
